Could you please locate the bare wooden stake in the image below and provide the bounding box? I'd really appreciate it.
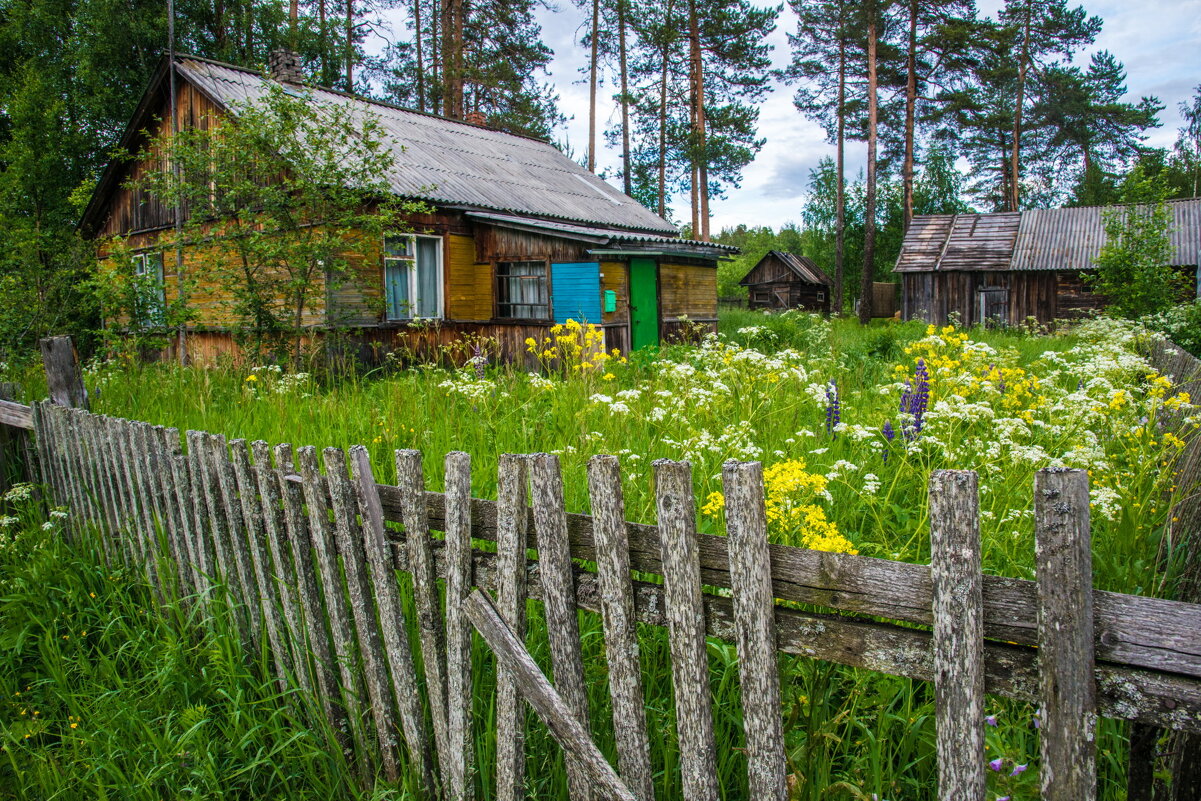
[275,443,348,753]
[653,458,719,801]
[465,589,637,801]
[1035,467,1097,801]
[231,439,292,688]
[296,445,368,768]
[531,453,595,801]
[494,453,530,801]
[84,413,120,541]
[168,434,205,601]
[348,445,436,791]
[39,336,88,410]
[396,449,451,776]
[929,469,986,801]
[324,446,398,779]
[154,426,192,598]
[723,460,787,801]
[252,441,305,686]
[443,450,475,801]
[587,455,654,801]
[208,434,259,635]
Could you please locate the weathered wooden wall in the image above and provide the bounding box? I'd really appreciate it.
[902,271,1063,326]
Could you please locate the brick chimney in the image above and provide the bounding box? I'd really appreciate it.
[464,110,487,126]
[267,48,304,84]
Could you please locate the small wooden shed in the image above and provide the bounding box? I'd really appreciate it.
[895,199,1201,326]
[739,251,832,313]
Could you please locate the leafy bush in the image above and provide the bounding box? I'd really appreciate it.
[1142,299,1201,357]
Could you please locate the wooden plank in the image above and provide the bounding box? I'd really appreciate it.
[0,398,33,431]
[1035,468,1097,800]
[723,461,787,801]
[230,439,292,688]
[347,445,436,791]
[169,433,205,601]
[586,455,653,801]
[28,402,49,493]
[251,441,305,686]
[84,413,120,541]
[494,453,530,801]
[929,469,986,801]
[323,446,399,779]
[39,336,88,410]
[118,419,154,579]
[154,426,192,598]
[207,433,259,641]
[442,451,474,801]
[66,409,100,531]
[464,589,637,801]
[653,459,718,801]
[131,422,167,600]
[274,443,349,755]
[102,416,137,565]
[386,487,1201,681]
[187,430,222,598]
[296,445,368,766]
[530,454,594,801]
[395,449,451,778]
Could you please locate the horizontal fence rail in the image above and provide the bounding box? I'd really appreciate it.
[4,398,1201,801]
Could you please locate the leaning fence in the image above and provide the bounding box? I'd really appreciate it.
[2,394,1201,801]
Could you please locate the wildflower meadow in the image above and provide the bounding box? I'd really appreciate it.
[0,309,1192,799]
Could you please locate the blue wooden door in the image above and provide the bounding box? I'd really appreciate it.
[551,262,601,325]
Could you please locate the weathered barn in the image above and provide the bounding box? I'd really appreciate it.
[739,251,832,313]
[895,199,1201,326]
[79,54,733,363]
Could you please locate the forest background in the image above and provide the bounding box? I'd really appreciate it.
[0,0,1199,354]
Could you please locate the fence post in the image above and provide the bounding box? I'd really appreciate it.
[1034,467,1096,801]
[723,460,788,801]
[929,469,986,801]
[443,450,475,801]
[495,453,531,801]
[653,458,719,801]
[39,336,88,410]
[0,383,29,492]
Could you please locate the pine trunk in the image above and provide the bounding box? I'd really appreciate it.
[903,0,917,230]
[688,0,709,240]
[860,13,879,326]
[319,0,328,85]
[1009,6,1032,211]
[415,0,425,111]
[588,0,599,172]
[835,0,846,316]
[658,52,668,218]
[345,0,353,93]
[619,0,632,195]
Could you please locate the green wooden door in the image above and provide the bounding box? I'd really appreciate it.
[629,258,659,350]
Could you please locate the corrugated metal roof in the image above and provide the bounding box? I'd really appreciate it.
[895,199,1201,273]
[177,57,679,236]
[465,211,737,251]
[1010,199,1201,271]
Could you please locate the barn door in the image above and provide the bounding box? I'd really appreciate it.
[978,287,1008,327]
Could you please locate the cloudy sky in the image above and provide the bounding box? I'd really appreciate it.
[534,0,1201,231]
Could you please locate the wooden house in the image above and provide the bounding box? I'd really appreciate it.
[895,199,1201,326]
[738,251,832,313]
[79,54,734,363]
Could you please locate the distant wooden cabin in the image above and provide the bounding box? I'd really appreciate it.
[79,54,734,364]
[739,251,832,313]
[895,199,1201,326]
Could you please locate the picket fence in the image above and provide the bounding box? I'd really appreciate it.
[2,396,1201,801]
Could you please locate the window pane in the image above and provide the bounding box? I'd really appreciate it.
[497,261,548,318]
[385,258,411,319]
[385,235,415,258]
[415,237,440,318]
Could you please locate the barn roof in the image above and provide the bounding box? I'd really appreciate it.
[739,250,831,286]
[81,55,683,239]
[895,199,1201,273]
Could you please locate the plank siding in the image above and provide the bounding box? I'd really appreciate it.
[601,261,629,325]
[660,262,717,323]
[447,234,493,321]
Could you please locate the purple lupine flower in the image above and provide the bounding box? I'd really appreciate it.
[984,714,998,727]
[998,796,1011,801]
[988,758,1003,771]
[1010,764,1027,777]
[900,360,931,440]
[825,380,840,436]
[881,420,895,463]
[472,342,486,380]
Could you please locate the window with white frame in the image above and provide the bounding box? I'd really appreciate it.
[384,234,443,320]
[131,251,166,325]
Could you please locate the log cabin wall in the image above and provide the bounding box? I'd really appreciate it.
[902,271,1068,326]
[660,262,718,340]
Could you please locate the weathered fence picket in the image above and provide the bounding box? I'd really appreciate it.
[929,469,986,801]
[1035,468,1097,801]
[587,455,654,801]
[494,453,531,801]
[7,397,1201,801]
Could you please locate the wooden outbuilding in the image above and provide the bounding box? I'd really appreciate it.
[79,54,734,363]
[739,251,832,313]
[895,199,1201,326]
